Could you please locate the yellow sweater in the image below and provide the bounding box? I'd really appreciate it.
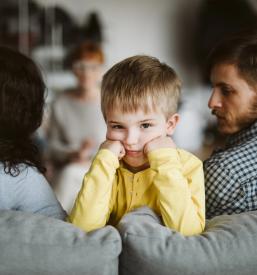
[69,148,205,236]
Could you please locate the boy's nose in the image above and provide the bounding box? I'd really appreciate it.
[124,130,139,146]
[208,89,222,110]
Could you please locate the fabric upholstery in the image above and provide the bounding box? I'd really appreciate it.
[118,206,257,275]
[0,210,121,275]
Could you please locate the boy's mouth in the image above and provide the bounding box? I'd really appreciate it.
[125,150,142,157]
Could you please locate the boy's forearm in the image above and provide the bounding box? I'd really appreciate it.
[68,149,119,232]
[149,148,205,236]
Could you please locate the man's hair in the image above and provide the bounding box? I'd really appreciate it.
[0,46,46,176]
[206,29,257,89]
[101,55,181,120]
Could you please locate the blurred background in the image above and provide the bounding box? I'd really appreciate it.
[1,0,257,160]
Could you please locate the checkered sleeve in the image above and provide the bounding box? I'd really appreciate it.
[204,161,247,219]
[204,121,257,219]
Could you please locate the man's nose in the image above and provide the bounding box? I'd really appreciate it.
[208,89,222,110]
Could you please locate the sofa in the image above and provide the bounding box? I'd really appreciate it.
[118,207,257,275]
[0,210,121,275]
[1,207,257,275]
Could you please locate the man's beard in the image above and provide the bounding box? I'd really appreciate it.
[212,100,257,135]
[238,96,257,130]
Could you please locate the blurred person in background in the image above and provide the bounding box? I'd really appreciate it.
[0,46,66,220]
[47,42,106,213]
[204,30,257,219]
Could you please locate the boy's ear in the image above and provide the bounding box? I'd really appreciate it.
[166,113,180,136]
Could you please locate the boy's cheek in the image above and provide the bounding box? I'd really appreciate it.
[143,134,166,152]
[106,131,123,142]
[144,132,163,145]
[142,137,157,153]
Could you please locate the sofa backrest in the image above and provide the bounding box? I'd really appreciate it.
[0,209,121,275]
[118,206,257,275]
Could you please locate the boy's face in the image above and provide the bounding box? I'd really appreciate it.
[106,108,177,169]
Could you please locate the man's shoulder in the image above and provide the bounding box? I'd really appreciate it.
[206,135,257,161]
[204,136,257,180]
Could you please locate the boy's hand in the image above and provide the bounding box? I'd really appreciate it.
[144,136,176,154]
[100,140,126,160]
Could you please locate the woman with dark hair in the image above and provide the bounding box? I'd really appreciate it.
[0,46,66,219]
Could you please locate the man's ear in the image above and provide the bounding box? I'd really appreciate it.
[166,113,180,136]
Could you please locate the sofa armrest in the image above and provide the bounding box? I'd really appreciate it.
[118,206,257,275]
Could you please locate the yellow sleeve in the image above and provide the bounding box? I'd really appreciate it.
[68,149,119,232]
[148,148,205,236]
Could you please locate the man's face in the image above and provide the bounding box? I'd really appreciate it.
[209,63,257,135]
[105,108,174,169]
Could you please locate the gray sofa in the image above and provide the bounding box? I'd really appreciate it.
[0,210,121,275]
[118,207,257,275]
[1,207,257,275]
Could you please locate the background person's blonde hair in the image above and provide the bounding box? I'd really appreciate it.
[101,55,181,120]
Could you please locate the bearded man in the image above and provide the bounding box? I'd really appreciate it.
[204,30,257,219]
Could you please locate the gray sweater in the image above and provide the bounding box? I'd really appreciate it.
[48,92,106,162]
[0,164,66,220]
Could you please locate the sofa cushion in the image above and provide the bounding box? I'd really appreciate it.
[118,206,257,275]
[0,210,121,275]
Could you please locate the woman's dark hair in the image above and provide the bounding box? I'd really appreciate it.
[0,46,46,176]
[206,29,257,88]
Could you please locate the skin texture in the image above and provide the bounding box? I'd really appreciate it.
[209,63,257,135]
[100,108,179,172]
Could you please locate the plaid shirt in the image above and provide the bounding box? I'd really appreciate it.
[204,120,257,219]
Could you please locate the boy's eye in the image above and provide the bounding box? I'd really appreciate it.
[141,123,151,129]
[111,124,124,129]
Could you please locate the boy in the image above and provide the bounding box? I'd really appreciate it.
[69,55,205,236]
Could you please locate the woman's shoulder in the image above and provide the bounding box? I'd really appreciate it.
[0,164,45,184]
[0,164,47,207]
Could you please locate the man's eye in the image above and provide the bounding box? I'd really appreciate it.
[141,123,151,129]
[221,87,232,96]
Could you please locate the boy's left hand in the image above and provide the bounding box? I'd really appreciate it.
[144,136,176,154]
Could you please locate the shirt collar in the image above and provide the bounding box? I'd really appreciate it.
[226,120,257,147]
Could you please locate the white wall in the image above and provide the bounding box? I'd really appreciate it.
[35,0,257,86]
[35,0,257,153]
[35,0,203,86]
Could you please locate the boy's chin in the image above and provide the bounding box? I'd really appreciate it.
[122,159,150,173]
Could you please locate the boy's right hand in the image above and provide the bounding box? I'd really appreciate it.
[100,140,125,160]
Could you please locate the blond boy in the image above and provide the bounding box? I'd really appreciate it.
[69,55,205,236]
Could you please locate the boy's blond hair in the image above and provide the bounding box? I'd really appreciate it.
[101,55,181,120]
